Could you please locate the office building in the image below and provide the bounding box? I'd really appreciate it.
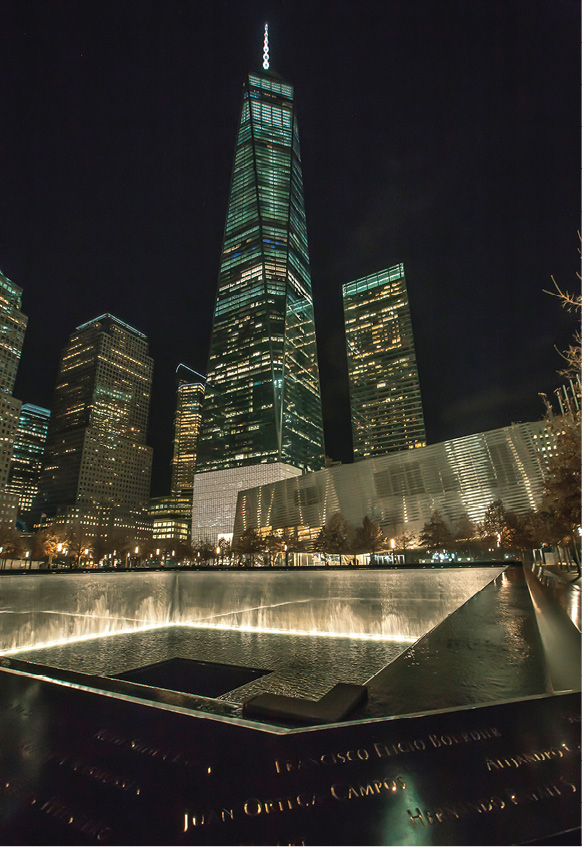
[8,404,50,525]
[233,420,552,549]
[0,270,27,525]
[192,29,325,543]
[36,314,153,542]
[149,495,192,546]
[148,367,205,547]
[343,264,426,460]
[171,366,205,499]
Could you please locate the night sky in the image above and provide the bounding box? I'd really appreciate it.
[0,0,578,495]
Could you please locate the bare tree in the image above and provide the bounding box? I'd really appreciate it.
[538,243,582,572]
[540,415,581,573]
[543,239,581,382]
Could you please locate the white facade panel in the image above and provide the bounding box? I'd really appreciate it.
[233,421,551,544]
[192,462,302,545]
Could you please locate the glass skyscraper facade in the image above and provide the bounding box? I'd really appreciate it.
[149,368,206,545]
[343,264,426,460]
[0,270,27,525]
[195,68,324,475]
[171,369,205,498]
[36,314,153,540]
[8,404,50,522]
[192,54,325,545]
[0,270,27,395]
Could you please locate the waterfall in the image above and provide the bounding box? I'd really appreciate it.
[0,568,504,654]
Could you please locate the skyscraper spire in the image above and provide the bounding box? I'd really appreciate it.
[192,44,325,544]
[262,22,270,70]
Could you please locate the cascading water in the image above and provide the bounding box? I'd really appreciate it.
[0,568,504,654]
[0,572,175,653]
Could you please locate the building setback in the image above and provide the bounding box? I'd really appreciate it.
[192,31,325,544]
[343,264,426,460]
[8,404,50,525]
[35,314,153,541]
[0,270,27,526]
[233,420,552,547]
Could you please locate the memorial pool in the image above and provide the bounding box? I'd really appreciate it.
[0,568,503,704]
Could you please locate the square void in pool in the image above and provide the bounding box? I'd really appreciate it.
[109,657,271,698]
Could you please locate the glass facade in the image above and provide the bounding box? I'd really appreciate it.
[0,270,27,525]
[0,270,27,395]
[0,393,21,525]
[8,404,50,520]
[36,314,153,539]
[234,421,552,547]
[171,373,205,498]
[343,264,426,460]
[192,462,301,545]
[195,69,324,475]
[149,495,192,544]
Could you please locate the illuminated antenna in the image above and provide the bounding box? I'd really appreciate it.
[262,22,270,70]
